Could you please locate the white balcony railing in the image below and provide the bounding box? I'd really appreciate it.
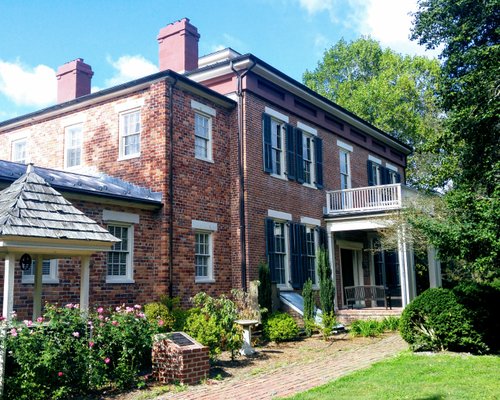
[326,184,408,215]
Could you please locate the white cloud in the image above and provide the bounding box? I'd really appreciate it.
[104,55,158,87]
[299,0,333,14]
[0,60,56,107]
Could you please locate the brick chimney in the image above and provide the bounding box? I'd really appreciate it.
[56,58,93,103]
[157,18,200,73]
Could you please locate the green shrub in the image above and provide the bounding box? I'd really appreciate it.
[380,316,400,332]
[258,262,272,316]
[319,311,337,340]
[4,303,157,399]
[318,247,335,315]
[452,281,500,353]
[350,319,384,337]
[400,288,488,353]
[302,278,315,337]
[184,293,242,360]
[144,302,174,332]
[263,312,299,343]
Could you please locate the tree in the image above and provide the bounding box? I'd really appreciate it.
[303,37,444,188]
[409,0,500,280]
[318,248,335,316]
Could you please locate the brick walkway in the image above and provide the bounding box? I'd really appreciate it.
[159,334,407,399]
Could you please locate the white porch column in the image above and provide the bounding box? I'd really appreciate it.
[2,254,15,320]
[80,255,90,313]
[33,255,43,320]
[327,230,337,310]
[427,245,442,288]
[397,225,413,307]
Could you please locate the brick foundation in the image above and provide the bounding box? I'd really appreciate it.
[152,332,209,385]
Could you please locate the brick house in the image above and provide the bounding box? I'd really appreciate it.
[0,18,441,320]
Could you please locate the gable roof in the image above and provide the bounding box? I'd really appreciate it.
[0,160,162,206]
[0,165,118,242]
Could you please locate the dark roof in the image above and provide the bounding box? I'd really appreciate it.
[0,69,236,128]
[0,160,162,205]
[0,166,119,242]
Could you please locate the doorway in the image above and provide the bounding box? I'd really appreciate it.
[340,245,363,307]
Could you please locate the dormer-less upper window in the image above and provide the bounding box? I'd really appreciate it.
[11,138,27,164]
[64,124,83,168]
[119,109,141,159]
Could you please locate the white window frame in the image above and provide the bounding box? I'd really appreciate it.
[118,108,141,160]
[103,210,138,284]
[192,219,217,283]
[339,149,351,189]
[270,118,286,179]
[11,138,27,164]
[64,123,83,169]
[273,219,290,289]
[22,259,59,284]
[300,216,320,288]
[194,111,213,162]
[302,132,316,187]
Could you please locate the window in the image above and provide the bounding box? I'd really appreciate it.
[339,150,351,190]
[305,226,317,285]
[302,134,314,185]
[367,160,382,186]
[194,112,212,161]
[263,114,286,178]
[22,259,58,284]
[119,109,141,158]
[388,169,400,184]
[11,138,27,163]
[368,159,401,185]
[192,219,217,283]
[64,124,82,168]
[274,222,287,285]
[106,224,134,283]
[195,232,212,280]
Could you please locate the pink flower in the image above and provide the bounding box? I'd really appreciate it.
[115,306,121,312]
[36,317,44,323]
[104,357,110,364]
[158,319,165,327]
[72,331,80,338]
[134,304,142,310]
[137,313,145,318]
[97,307,104,314]
[112,320,119,326]
[10,328,18,337]
[0,316,6,322]
[65,303,74,309]
[23,320,33,327]
[89,341,94,348]
[58,372,64,377]
[98,314,104,320]
[125,306,134,313]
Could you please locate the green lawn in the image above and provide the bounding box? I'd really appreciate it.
[286,352,500,400]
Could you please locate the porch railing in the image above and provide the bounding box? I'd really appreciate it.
[326,184,406,215]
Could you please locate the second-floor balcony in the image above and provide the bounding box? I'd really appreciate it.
[326,184,415,216]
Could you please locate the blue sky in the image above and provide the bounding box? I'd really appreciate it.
[0,0,435,121]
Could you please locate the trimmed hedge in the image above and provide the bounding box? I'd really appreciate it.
[400,288,488,353]
[263,312,299,343]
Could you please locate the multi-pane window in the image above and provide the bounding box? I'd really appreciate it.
[107,225,130,279]
[371,162,382,185]
[22,259,58,283]
[194,112,211,160]
[302,135,314,184]
[274,221,287,285]
[65,124,82,168]
[11,138,27,163]
[271,119,284,176]
[120,109,141,158]
[340,150,351,189]
[305,227,317,284]
[195,232,212,279]
[388,169,399,184]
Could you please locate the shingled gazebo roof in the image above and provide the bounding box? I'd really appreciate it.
[0,165,118,243]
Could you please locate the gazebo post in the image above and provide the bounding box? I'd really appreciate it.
[2,254,15,320]
[80,255,90,313]
[33,255,43,320]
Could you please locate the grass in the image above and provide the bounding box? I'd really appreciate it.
[286,352,500,399]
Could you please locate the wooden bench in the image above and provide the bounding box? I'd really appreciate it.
[344,285,387,309]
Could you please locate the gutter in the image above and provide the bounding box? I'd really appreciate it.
[230,59,256,292]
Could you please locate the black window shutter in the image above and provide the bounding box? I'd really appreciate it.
[395,172,401,183]
[289,223,300,289]
[381,166,390,185]
[296,128,304,183]
[314,137,324,189]
[262,114,272,173]
[265,218,277,283]
[299,224,308,284]
[318,226,328,251]
[367,160,375,186]
[286,124,296,180]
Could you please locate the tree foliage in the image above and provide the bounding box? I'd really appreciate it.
[303,37,444,187]
[318,247,335,316]
[408,0,500,280]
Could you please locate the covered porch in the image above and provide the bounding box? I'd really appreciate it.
[325,185,442,312]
